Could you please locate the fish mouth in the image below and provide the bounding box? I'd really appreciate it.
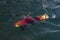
[15,24,20,28]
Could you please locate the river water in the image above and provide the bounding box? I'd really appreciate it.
[0,0,60,40]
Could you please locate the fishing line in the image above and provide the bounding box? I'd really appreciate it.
[44,21,60,27]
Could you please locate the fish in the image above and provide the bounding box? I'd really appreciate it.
[14,13,49,28]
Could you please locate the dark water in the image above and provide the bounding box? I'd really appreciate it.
[0,0,60,40]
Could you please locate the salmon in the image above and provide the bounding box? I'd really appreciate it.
[14,13,49,27]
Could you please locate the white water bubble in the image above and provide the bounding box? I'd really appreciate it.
[51,14,56,18]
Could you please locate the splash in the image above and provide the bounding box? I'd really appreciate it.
[51,14,56,18]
